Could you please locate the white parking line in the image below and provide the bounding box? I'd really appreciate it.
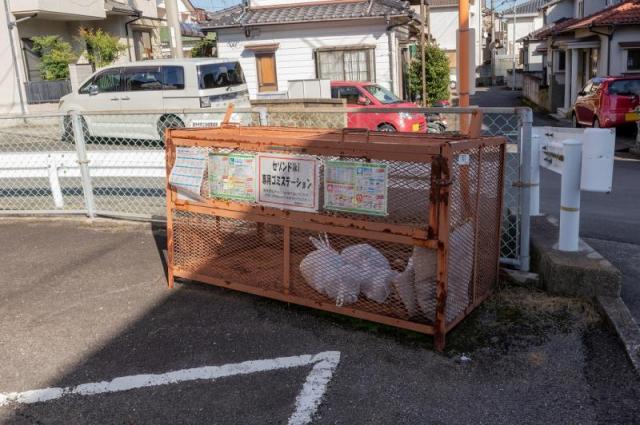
[0,351,341,425]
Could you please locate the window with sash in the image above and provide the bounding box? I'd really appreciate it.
[316,48,375,81]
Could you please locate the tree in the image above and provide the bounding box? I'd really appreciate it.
[31,36,76,80]
[191,38,216,58]
[78,27,127,68]
[408,44,450,105]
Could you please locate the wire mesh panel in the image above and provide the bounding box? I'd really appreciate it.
[166,126,506,350]
[0,114,86,213]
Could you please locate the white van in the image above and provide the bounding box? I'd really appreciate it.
[58,58,250,141]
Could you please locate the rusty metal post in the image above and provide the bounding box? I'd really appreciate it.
[165,130,176,288]
[434,144,452,351]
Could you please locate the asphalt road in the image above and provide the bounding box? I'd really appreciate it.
[472,87,640,323]
[0,218,639,424]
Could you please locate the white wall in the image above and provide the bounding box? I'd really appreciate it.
[504,14,541,58]
[610,27,640,76]
[545,0,574,23]
[216,20,393,99]
[10,0,105,19]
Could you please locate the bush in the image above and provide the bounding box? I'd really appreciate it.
[31,36,76,80]
[408,44,450,105]
[78,27,126,68]
[191,39,216,58]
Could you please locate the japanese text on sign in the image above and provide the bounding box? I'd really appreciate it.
[169,147,206,201]
[258,154,319,212]
[208,153,257,201]
[324,160,388,216]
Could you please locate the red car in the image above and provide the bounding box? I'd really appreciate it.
[572,76,640,128]
[330,81,427,132]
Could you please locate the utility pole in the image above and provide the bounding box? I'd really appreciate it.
[165,0,183,58]
[420,0,427,106]
[458,0,470,109]
[512,0,517,91]
[490,0,496,85]
[3,0,26,115]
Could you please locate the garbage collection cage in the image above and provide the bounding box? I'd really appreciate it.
[165,126,506,350]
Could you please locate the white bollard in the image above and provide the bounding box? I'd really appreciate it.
[530,132,541,216]
[558,138,582,251]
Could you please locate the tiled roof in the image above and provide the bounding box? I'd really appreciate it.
[529,16,578,39]
[202,0,413,29]
[505,0,547,15]
[562,0,640,31]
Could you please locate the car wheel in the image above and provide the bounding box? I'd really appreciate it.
[571,113,580,128]
[377,123,396,132]
[593,117,600,128]
[61,115,90,144]
[157,115,185,141]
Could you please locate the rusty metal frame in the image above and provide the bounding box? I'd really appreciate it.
[165,125,506,350]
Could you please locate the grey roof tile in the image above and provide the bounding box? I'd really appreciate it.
[202,0,412,29]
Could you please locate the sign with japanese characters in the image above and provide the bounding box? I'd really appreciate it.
[208,153,257,201]
[324,160,388,216]
[257,153,319,212]
[169,147,207,201]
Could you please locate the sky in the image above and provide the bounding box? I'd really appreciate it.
[191,0,241,11]
[191,0,534,12]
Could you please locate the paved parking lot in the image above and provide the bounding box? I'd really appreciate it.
[1,218,640,424]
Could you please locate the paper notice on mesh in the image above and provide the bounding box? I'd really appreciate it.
[169,147,206,202]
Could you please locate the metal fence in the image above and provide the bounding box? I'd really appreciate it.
[24,80,72,104]
[0,106,532,271]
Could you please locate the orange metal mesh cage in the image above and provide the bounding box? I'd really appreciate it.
[165,126,506,350]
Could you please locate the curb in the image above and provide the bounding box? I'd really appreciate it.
[596,296,640,375]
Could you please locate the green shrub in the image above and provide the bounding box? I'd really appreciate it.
[408,44,450,105]
[191,38,216,58]
[31,35,75,80]
[78,27,127,68]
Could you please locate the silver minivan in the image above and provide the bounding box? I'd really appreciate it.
[58,58,250,141]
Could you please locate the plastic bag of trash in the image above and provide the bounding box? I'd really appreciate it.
[299,234,359,306]
[392,257,417,317]
[413,247,438,321]
[341,244,396,303]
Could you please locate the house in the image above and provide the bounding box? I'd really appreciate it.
[201,0,421,100]
[408,0,482,80]
[2,0,165,112]
[157,0,208,57]
[520,0,640,116]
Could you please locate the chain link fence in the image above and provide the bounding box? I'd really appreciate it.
[0,106,532,270]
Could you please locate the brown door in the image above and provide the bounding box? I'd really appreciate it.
[256,53,278,92]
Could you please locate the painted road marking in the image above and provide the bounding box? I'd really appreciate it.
[0,351,341,425]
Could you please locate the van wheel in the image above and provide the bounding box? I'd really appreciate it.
[377,123,396,132]
[157,115,185,141]
[571,113,580,128]
[593,117,600,128]
[61,115,90,144]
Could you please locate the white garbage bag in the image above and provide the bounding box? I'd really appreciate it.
[413,247,438,320]
[299,234,359,306]
[392,257,417,317]
[341,244,396,303]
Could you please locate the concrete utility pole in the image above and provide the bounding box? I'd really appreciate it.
[512,0,517,91]
[165,0,183,58]
[458,0,470,109]
[3,0,26,115]
[420,0,427,105]
[490,0,496,85]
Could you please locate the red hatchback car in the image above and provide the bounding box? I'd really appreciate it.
[330,81,427,132]
[572,76,640,128]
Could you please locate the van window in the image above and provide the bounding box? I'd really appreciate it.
[198,62,245,89]
[162,66,184,90]
[124,67,163,91]
[79,69,121,94]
